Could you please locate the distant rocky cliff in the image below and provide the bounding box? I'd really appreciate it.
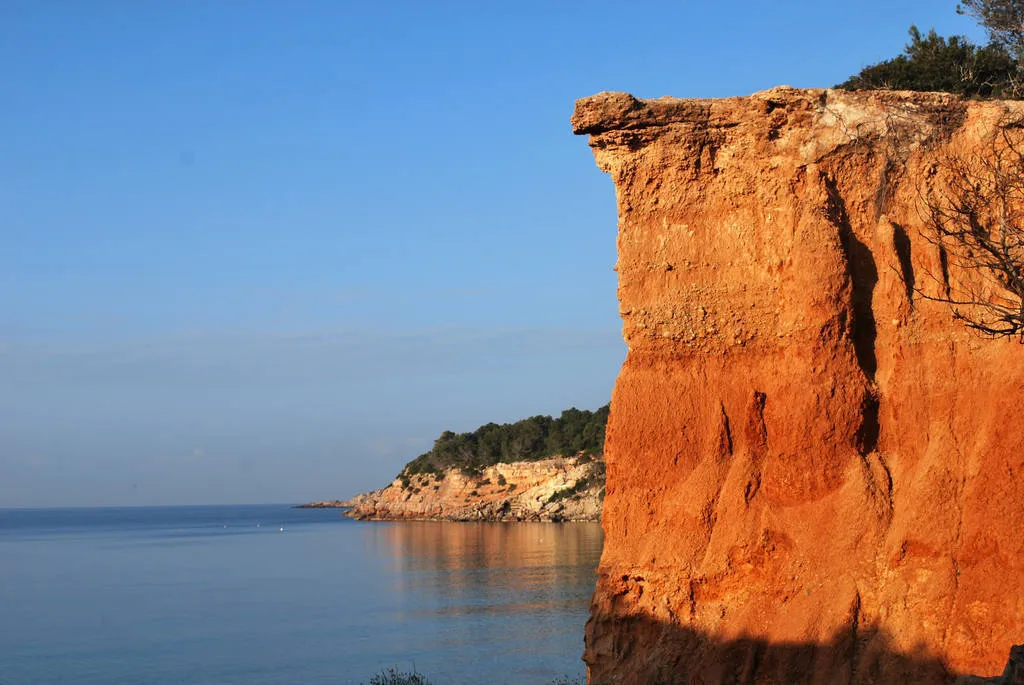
[573,88,1024,683]
[340,455,603,522]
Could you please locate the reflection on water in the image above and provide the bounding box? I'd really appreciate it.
[361,521,604,682]
[369,520,603,572]
[367,521,603,607]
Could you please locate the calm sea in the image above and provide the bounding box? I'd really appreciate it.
[0,505,603,685]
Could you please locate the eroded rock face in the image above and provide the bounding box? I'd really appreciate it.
[342,456,604,522]
[958,645,1024,684]
[572,89,1024,683]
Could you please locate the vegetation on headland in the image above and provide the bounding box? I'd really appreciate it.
[401,404,609,477]
[838,1,1024,99]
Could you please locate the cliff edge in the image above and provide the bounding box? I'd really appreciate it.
[573,88,1024,683]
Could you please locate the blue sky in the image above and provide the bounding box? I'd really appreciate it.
[1,1,985,507]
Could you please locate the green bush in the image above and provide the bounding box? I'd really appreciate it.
[398,404,610,479]
[547,461,606,504]
[547,478,590,504]
[364,667,431,685]
[838,25,1022,98]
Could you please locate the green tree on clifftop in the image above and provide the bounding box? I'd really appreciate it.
[838,25,1020,98]
[402,404,610,475]
[959,0,1024,64]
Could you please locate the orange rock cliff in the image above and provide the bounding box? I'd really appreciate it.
[571,88,1024,683]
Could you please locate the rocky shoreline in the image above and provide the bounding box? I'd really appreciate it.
[294,500,350,509]
[303,455,604,522]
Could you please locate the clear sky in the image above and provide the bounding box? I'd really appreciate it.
[1,1,986,507]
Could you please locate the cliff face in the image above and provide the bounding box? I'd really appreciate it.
[572,89,1024,683]
[342,456,603,522]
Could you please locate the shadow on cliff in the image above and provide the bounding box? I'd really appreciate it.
[584,614,1012,684]
[823,175,879,382]
[824,175,883,457]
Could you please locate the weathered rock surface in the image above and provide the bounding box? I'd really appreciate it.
[340,456,604,522]
[573,88,1024,683]
[958,645,1024,684]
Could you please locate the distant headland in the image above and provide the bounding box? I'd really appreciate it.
[299,405,608,522]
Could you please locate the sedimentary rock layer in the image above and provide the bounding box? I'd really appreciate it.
[341,456,603,522]
[572,88,1024,683]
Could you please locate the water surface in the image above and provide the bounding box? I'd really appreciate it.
[0,505,602,684]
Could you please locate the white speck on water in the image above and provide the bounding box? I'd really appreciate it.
[280,527,284,532]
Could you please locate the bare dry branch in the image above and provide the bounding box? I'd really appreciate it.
[919,115,1024,340]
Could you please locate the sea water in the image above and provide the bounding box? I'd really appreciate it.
[0,505,602,685]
